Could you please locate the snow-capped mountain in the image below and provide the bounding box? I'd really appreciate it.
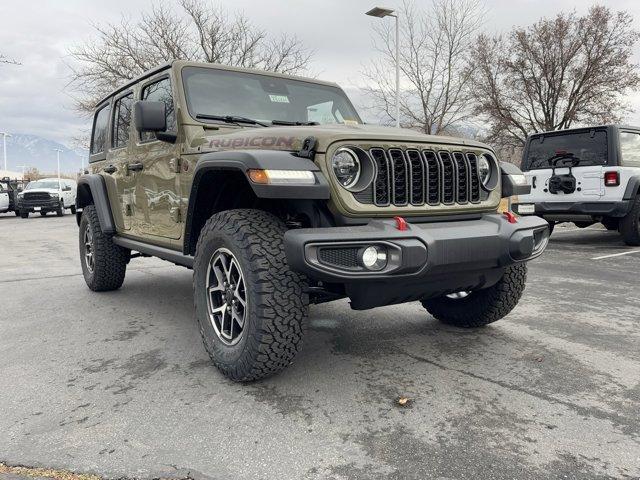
[1,133,88,174]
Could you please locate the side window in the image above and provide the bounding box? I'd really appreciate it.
[141,77,175,142]
[620,132,640,167]
[112,92,134,149]
[90,103,111,155]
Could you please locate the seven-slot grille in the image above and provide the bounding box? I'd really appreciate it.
[367,148,483,207]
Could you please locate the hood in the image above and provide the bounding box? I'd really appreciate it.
[195,123,493,154]
[21,188,59,195]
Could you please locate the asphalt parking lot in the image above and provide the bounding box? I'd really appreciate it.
[1,213,639,480]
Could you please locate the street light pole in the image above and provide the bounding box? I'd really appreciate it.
[365,6,400,128]
[1,132,11,170]
[53,148,63,187]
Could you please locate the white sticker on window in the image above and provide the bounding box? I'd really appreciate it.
[269,94,290,103]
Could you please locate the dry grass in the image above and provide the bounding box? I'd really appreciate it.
[0,462,101,480]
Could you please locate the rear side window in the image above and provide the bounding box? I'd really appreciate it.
[112,93,134,149]
[523,130,608,170]
[141,77,175,142]
[619,132,640,167]
[91,103,111,155]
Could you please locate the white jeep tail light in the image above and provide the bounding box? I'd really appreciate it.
[604,171,620,187]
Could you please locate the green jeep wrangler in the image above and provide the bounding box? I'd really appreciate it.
[77,60,549,381]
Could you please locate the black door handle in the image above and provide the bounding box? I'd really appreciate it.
[127,162,144,172]
[103,165,116,174]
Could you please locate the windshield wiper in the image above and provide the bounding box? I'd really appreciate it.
[271,120,319,126]
[195,114,269,127]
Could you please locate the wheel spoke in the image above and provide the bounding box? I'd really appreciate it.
[232,308,244,328]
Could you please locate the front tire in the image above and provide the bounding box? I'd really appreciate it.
[422,264,527,328]
[620,196,640,246]
[20,210,29,219]
[601,217,619,231]
[57,200,64,216]
[193,209,308,382]
[40,211,47,216]
[79,204,129,291]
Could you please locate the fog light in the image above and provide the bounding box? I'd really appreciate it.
[360,245,388,271]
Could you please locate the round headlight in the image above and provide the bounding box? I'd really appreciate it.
[332,148,361,189]
[478,155,491,186]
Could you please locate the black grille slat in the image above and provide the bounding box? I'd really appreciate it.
[406,150,425,205]
[24,192,52,201]
[453,152,469,203]
[422,150,440,205]
[364,147,482,208]
[438,151,455,204]
[466,153,481,203]
[389,149,409,206]
[370,148,391,206]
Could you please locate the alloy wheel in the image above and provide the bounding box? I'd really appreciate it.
[83,225,95,273]
[205,248,247,345]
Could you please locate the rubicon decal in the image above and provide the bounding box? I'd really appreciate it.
[208,136,297,149]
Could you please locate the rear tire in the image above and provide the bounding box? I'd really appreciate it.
[79,204,129,291]
[20,210,28,219]
[547,221,555,235]
[70,205,77,215]
[601,217,619,231]
[193,209,308,382]
[40,211,47,216]
[422,264,527,328]
[620,196,640,246]
[14,210,19,217]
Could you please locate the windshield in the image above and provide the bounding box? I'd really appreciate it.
[26,180,60,190]
[182,67,362,126]
[523,130,608,170]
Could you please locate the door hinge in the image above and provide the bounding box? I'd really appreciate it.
[169,158,182,173]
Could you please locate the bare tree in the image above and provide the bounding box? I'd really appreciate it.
[362,0,484,135]
[472,6,640,149]
[68,1,313,112]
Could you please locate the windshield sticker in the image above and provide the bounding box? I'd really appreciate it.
[344,120,359,126]
[268,94,290,103]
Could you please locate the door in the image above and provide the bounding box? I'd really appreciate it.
[132,76,182,240]
[0,183,9,211]
[108,91,136,230]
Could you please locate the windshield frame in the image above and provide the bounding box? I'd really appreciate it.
[179,66,363,127]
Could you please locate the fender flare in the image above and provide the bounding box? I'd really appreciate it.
[623,175,640,200]
[184,149,330,254]
[76,174,116,234]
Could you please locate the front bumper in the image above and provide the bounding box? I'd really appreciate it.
[284,213,549,309]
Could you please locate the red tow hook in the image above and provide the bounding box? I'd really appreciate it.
[394,216,409,231]
[503,211,518,224]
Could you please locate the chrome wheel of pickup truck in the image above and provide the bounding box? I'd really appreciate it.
[206,248,247,346]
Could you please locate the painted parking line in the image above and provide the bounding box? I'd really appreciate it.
[592,249,640,260]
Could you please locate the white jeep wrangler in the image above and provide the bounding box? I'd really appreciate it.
[514,125,640,245]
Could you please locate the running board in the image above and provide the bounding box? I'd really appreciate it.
[112,236,194,268]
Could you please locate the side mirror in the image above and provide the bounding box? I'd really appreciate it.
[134,101,167,132]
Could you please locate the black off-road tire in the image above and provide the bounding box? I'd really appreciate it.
[422,264,528,328]
[194,209,309,382]
[79,204,129,291]
[14,210,20,216]
[57,201,64,217]
[70,205,77,215]
[601,217,619,231]
[620,196,640,246]
[40,211,47,216]
[20,210,29,219]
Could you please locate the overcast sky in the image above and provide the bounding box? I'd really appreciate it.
[1,0,640,146]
